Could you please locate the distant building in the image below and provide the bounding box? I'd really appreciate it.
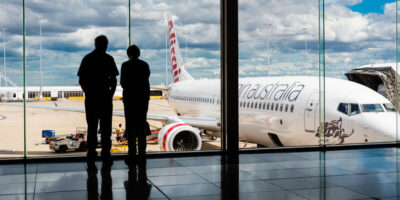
[0,85,164,101]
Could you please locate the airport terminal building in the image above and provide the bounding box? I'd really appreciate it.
[0,86,164,101]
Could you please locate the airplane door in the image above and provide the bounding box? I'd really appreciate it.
[304,93,319,132]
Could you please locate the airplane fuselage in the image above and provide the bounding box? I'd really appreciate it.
[167,76,397,147]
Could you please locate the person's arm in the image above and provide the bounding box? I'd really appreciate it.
[77,57,88,93]
[120,63,127,89]
[109,57,118,96]
[146,63,151,79]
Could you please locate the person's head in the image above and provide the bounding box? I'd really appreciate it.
[119,123,122,127]
[94,35,108,52]
[127,45,140,60]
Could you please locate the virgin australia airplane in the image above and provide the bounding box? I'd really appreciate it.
[10,16,397,152]
[149,15,397,151]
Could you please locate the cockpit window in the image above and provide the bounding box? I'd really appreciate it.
[383,103,396,112]
[361,104,384,112]
[350,104,360,116]
[337,103,348,115]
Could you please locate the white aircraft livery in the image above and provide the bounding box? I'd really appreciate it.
[154,14,398,151]
[5,15,397,152]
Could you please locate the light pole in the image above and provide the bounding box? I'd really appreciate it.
[39,17,44,100]
[302,27,308,76]
[182,32,189,66]
[1,28,6,88]
[263,24,271,76]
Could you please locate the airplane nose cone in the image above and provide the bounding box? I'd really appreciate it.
[365,113,398,142]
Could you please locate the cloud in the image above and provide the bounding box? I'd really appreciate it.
[0,0,397,86]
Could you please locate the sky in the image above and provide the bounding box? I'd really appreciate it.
[0,0,397,86]
[349,0,395,14]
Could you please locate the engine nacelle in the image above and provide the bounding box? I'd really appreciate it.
[158,123,202,151]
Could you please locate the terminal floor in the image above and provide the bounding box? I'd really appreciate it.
[0,148,400,199]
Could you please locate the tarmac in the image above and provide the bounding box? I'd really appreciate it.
[0,99,255,158]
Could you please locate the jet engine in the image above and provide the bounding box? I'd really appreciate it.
[158,123,202,151]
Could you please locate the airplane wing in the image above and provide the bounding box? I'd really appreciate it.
[114,110,220,131]
[1,103,221,132]
[151,85,168,91]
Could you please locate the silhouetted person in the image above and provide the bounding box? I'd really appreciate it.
[86,166,113,200]
[124,162,151,199]
[86,167,99,200]
[78,35,119,168]
[120,45,150,167]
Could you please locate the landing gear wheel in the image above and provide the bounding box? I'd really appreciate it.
[209,136,217,141]
[58,145,67,153]
[257,144,267,148]
[77,143,87,152]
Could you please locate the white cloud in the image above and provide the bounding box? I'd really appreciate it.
[0,0,397,85]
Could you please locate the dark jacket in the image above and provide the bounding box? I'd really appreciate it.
[120,58,150,100]
[77,49,119,97]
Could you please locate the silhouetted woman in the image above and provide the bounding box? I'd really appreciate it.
[120,45,150,167]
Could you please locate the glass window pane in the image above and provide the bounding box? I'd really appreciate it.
[24,0,221,157]
[0,0,24,158]
[239,0,319,149]
[325,0,396,144]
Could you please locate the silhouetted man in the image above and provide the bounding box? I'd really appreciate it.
[125,161,151,199]
[78,35,119,168]
[121,45,150,166]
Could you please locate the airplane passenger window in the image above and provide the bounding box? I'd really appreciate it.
[267,103,270,110]
[247,102,250,108]
[280,104,283,112]
[263,103,266,109]
[275,103,279,111]
[259,102,262,109]
[285,104,289,112]
[240,102,242,107]
[350,104,361,115]
[271,103,274,111]
[251,102,254,108]
[337,103,349,115]
[290,105,294,112]
[254,102,257,109]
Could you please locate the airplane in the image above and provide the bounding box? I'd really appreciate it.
[153,15,398,150]
[3,16,397,151]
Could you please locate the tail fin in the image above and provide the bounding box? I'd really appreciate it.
[167,14,194,83]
